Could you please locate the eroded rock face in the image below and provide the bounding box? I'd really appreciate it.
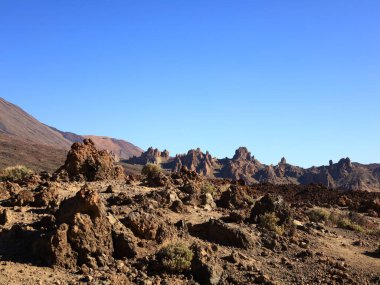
[173,149,216,176]
[54,139,124,182]
[37,186,114,269]
[126,147,170,165]
[220,147,263,184]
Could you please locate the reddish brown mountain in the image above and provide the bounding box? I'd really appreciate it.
[0,97,142,171]
[0,98,72,149]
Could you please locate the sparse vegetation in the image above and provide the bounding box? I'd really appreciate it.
[307,208,373,233]
[0,165,33,182]
[142,163,162,178]
[158,243,193,273]
[201,182,216,194]
[307,207,330,223]
[328,211,372,233]
[259,212,285,236]
[336,218,365,232]
[243,192,255,204]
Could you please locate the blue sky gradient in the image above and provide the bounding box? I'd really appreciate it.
[1,1,379,167]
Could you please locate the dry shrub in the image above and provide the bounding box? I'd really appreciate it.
[259,212,285,236]
[0,165,33,182]
[307,207,330,223]
[142,163,161,178]
[158,243,193,273]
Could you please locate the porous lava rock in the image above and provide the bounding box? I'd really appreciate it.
[35,185,114,269]
[54,139,124,182]
[0,182,21,200]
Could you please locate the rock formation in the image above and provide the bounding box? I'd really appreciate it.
[172,148,216,176]
[219,147,263,183]
[126,147,170,165]
[54,139,125,182]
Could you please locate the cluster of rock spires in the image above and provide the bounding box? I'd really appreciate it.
[125,146,380,192]
[127,147,170,165]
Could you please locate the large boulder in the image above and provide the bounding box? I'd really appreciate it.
[191,244,223,285]
[54,139,124,182]
[122,209,176,243]
[189,219,254,249]
[35,185,114,269]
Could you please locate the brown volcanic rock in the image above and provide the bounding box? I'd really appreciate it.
[216,185,255,210]
[173,148,216,176]
[127,147,170,165]
[54,139,124,182]
[219,147,263,183]
[37,186,114,269]
[189,219,254,249]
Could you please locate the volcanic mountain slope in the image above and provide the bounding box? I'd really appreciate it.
[0,133,67,172]
[50,128,143,160]
[0,98,72,149]
[125,147,380,192]
[0,97,142,170]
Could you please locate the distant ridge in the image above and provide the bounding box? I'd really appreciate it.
[0,97,142,171]
[125,147,380,192]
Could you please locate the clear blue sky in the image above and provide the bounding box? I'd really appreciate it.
[1,1,379,167]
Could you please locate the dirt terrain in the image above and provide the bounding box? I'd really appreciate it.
[0,140,379,285]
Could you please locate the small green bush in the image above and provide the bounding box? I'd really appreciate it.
[141,163,161,178]
[201,182,216,194]
[307,207,330,223]
[158,243,193,273]
[0,165,33,182]
[259,212,285,236]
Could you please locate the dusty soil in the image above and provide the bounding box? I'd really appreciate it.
[0,175,379,285]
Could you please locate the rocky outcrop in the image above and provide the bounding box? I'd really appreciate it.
[50,186,113,269]
[126,147,170,165]
[122,145,380,191]
[172,148,216,176]
[54,139,125,182]
[219,147,263,183]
